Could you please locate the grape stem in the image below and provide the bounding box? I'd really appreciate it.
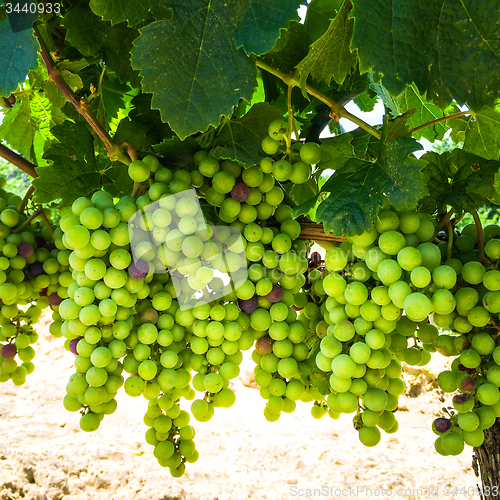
[471,210,486,263]
[0,143,38,178]
[119,142,141,197]
[34,26,131,167]
[411,110,471,135]
[445,219,454,261]
[285,85,294,153]
[435,208,455,234]
[12,206,43,234]
[39,206,55,243]
[255,60,382,140]
[19,186,35,215]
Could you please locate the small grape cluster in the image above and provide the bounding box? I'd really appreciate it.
[0,178,57,386]
[261,119,320,184]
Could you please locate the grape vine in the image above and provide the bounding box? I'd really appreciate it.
[2,0,500,494]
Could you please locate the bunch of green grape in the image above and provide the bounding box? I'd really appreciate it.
[315,202,442,446]
[0,179,57,386]
[261,119,321,184]
[54,188,149,431]
[423,222,500,455]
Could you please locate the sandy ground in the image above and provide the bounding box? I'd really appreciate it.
[0,316,481,500]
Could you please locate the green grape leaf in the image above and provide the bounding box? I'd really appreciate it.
[209,103,283,167]
[304,0,343,44]
[316,161,384,236]
[450,108,500,161]
[89,0,172,27]
[234,0,302,56]
[113,93,174,153]
[0,20,38,96]
[131,1,257,140]
[64,1,141,85]
[368,72,398,117]
[290,179,318,207]
[33,121,131,206]
[421,150,500,213]
[315,118,427,236]
[41,70,83,111]
[297,0,357,90]
[351,0,500,110]
[315,133,357,174]
[94,74,130,123]
[395,84,447,142]
[0,91,65,162]
[292,194,319,219]
[353,90,377,113]
[260,20,309,76]
[153,137,200,171]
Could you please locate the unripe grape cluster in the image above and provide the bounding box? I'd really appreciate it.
[0,177,57,386]
[261,119,321,184]
[11,116,500,474]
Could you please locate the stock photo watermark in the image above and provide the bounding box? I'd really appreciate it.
[289,484,486,498]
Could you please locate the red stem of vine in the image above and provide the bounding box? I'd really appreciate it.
[0,144,38,178]
[34,26,131,167]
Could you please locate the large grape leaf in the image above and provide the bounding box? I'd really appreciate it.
[89,0,172,27]
[153,137,200,170]
[351,0,500,111]
[303,0,343,44]
[260,20,309,89]
[297,0,357,90]
[420,150,500,213]
[315,117,427,236]
[131,0,258,140]
[0,20,38,96]
[0,90,65,161]
[234,0,302,56]
[114,94,174,154]
[450,108,500,161]
[32,121,131,205]
[64,1,141,86]
[395,84,447,142]
[209,103,283,166]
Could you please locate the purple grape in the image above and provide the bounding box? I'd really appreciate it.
[69,337,83,355]
[432,417,451,434]
[0,344,17,359]
[39,288,48,297]
[255,337,273,355]
[49,293,63,307]
[465,367,477,375]
[238,296,258,313]
[457,363,466,372]
[27,262,44,278]
[453,393,470,405]
[461,377,476,392]
[43,243,56,252]
[18,242,34,258]
[231,182,250,202]
[128,259,149,280]
[265,284,283,303]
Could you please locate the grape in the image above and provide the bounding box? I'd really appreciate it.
[432,417,452,434]
[231,182,250,203]
[0,344,17,359]
[461,377,476,392]
[299,142,321,165]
